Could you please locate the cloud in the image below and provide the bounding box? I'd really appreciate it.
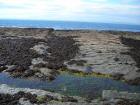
[0,0,139,24]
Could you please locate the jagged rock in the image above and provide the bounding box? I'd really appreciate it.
[39,68,53,76]
[126,77,140,85]
[102,90,140,100]
[5,65,18,72]
[0,37,43,69]
[0,66,7,72]
[112,73,124,80]
[116,99,140,105]
[61,96,78,102]
[31,58,47,65]
[19,98,33,105]
[22,70,35,77]
[0,84,82,104]
[31,43,48,55]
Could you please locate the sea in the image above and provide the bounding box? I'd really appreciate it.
[0,19,140,32]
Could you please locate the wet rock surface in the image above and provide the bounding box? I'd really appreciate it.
[120,37,140,85]
[0,37,44,69]
[0,84,140,105]
[0,28,79,81]
[0,93,19,105]
[0,66,7,72]
[102,90,140,105]
[0,28,140,104]
[0,28,54,38]
[120,37,140,68]
[1,28,140,84]
[55,30,140,85]
[115,99,140,105]
[0,91,54,105]
[0,84,80,105]
[45,35,79,69]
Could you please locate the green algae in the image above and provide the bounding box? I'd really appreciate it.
[59,67,112,78]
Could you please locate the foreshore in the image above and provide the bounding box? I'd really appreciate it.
[0,28,140,105]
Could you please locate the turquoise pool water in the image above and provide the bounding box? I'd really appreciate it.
[0,72,140,98]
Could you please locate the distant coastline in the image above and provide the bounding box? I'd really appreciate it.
[0,19,140,32]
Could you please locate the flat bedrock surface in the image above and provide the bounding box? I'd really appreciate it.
[0,28,140,84]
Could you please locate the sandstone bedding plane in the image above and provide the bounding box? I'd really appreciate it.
[0,28,140,105]
[55,30,140,84]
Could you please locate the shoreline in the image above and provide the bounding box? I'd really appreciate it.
[0,27,140,83]
[0,28,140,81]
[0,27,140,104]
[0,27,140,32]
[0,84,140,105]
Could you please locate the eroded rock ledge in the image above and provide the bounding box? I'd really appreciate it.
[55,30,140,85]
[0,28,140,84]
[0,28,79,81]
[0,84,140,105]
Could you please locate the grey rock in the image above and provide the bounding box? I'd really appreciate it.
[112,73,124,80]
[31,44,48,55]
[5,65,18,72]
[22,70,35,77]
[102,90,140,100]
[0,66,8,72]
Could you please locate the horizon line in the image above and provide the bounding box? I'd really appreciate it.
[0,19,140,26]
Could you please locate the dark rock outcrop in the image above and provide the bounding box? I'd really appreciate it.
[0,37,45,69]
[45,35,80,69]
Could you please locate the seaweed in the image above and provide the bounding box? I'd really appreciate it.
[44,35,80,69]
[120,36,140,68]
[0,37,45,69]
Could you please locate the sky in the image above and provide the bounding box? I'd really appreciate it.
[0,0,140,25]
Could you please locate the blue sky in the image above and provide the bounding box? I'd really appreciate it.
[0,0,140,25]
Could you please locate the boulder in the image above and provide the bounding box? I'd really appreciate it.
[39,68,52,76]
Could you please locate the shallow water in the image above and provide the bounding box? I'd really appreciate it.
[0,72,140,98]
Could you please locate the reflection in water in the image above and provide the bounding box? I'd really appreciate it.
[0,72,140,98]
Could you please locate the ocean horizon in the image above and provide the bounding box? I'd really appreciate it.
[0,19,140,32]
